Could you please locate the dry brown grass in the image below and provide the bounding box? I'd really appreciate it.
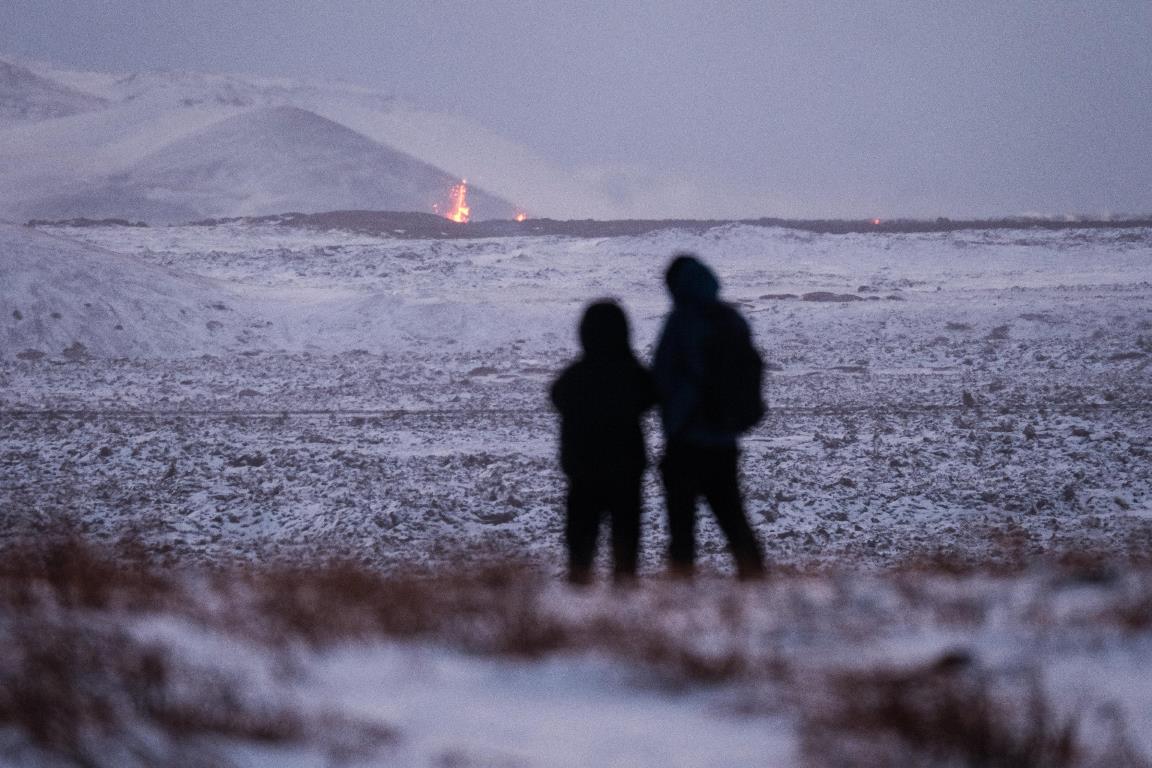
[2,529,1150,766]
[892,535,1152,581]
[239,559,571,656]
[800,652,1082,768]
[240,566,779,681]
[0,613,328,767]
[0,526,170,612]
[1099,590,1152,632]
[0,533,396,767]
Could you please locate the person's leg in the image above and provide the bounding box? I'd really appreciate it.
[607,472,643,583]
[700,445,765,580]
[565,479,601,584]
[660,441,699,578]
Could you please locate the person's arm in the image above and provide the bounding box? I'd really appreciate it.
[550,368,571,411]
[651,312,703,438]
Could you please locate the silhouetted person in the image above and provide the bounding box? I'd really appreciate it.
[653,254,766,580]
[551,300,655,585]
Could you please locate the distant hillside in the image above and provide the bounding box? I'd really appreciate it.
[0,61,521,223]
[0,59,105,125]
[7,106,517,223]
[168,210,1152,240]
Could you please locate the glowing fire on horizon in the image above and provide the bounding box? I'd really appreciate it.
[443,179,470,223]
[515,212,527,222]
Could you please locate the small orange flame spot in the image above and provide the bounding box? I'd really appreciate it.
[444,180,470,223]
[514,212,527,222]
[871,218,882,226]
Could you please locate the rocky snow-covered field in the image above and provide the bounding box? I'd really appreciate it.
[3,221,1150,573]
[2,220,1151,766]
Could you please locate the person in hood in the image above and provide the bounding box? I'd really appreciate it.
[551,300,655,585]
[652,254,766,580]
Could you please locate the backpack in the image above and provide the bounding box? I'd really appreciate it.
[699,304,766,434]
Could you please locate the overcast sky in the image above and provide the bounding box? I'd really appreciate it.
[3,1,1150,218]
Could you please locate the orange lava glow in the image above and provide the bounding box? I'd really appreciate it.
[444,180,471,223]
[515,212,527,222]
[871,218,882,225]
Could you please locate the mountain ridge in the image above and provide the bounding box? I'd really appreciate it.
[16,106,515,223]
[0,61,518,222]
[0,58,106,125]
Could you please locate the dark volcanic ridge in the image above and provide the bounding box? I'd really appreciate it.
[32,210,1152,240]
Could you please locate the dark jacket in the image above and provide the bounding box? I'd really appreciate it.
[652,257,754,446]
[550,303,655,479]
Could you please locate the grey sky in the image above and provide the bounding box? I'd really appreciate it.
[3,1,1150,218]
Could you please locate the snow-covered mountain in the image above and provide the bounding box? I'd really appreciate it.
[0,59,106,126]
[0,59,517,222]
[39,64,398,114]
[15,106,516,223]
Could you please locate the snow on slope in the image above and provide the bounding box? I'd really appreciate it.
[35,63,398,114]
[0,100,246,195]
[0,222,260,358]
[4,61,758,219]
[11,59,561,214]
[1,58,774,220]
[0,220,570,361]
[0,58,105,126]
[0,59,522,223]
[7,106,517,223]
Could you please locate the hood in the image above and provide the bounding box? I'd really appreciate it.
[579,300,632,359]
[667,255,720,306]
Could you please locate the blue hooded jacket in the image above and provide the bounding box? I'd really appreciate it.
[652,256,756,446]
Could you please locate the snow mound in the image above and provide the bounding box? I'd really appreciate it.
[0,223,250,358]
[17,106,516,223]
[0,59,106,126]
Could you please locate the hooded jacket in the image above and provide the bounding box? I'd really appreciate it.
[550,302,655,478]
[652,256,755,446]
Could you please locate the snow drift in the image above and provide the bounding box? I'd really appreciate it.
[0,223,250,358]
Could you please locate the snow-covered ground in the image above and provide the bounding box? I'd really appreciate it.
[3,221,1150,572]
[2,220,1151,764]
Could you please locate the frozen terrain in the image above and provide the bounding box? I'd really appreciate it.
[2,219,1151,765]
[3,221,1150,572]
